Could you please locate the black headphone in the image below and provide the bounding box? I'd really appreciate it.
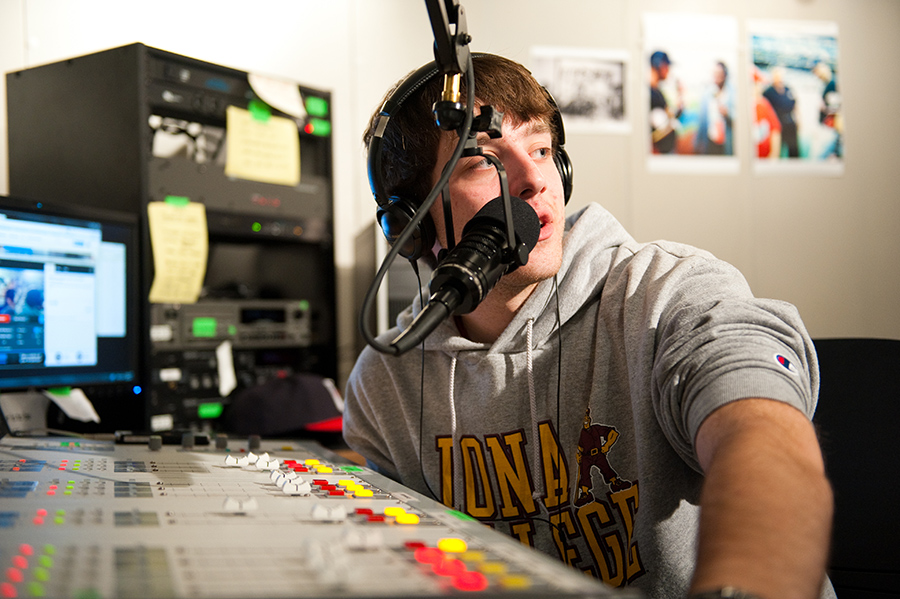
[367,54,573,261]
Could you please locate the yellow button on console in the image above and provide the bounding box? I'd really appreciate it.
[479,561,507,575]
[500,574,531,589]
[395,513,420,525]
[437,538,468,553]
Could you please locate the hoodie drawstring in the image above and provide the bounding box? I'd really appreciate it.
[448,353,461,509]
[447,321,542,510]
[526,318,544,501]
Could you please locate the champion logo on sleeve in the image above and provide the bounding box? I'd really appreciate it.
[775,353,799,375]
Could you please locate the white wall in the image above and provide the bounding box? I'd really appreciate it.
[2,0,899,387]
[458,0,900,345]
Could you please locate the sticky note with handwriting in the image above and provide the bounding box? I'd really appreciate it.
[148,198,208,304]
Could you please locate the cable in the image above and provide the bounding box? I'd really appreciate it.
[411,260,442,503]
[359,54,476,356]
[364,54,566,533]
[554,274,564,531]
[529,274,566,538]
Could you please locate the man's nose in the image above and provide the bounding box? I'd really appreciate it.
[507,153,547,201]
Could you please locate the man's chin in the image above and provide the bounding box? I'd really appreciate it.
[502,256,561,289]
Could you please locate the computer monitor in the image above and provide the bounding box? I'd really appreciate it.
[0,195,143,428]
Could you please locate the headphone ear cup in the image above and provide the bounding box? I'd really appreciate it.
[377,197,436,261]
[542,86,573,205]
[554,148,573,205]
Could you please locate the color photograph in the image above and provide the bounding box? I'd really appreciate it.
[749,19,843,175]
[643,12,741,173]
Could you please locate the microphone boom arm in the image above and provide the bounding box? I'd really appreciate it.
[426,0,471,131]
[425,0,470,77]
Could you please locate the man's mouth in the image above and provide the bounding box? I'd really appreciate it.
[537,216,553,242]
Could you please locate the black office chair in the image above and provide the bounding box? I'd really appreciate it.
[813,338,900,598]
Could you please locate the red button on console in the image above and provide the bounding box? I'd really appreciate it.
[453,570,489,592]
[5,568,23,583]
[413,547,443,565]
[433,557,466,577]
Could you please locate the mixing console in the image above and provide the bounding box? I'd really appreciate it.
[0,435,633,599]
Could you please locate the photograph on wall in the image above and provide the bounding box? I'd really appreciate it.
[530,46,629,135]
[642,13,740,174]
[748,19,843,175]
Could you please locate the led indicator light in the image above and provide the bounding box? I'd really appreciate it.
[305,96,329,117]
[308,118,331,137]
[192,317,217,338]
[197,403,224,419]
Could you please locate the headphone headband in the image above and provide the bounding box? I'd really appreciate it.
[368,60,445,208]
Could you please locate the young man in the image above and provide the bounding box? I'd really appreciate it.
[649,50,682,154]
[763,66,800,158]
[345,54,834,599]
[694,61,734,156]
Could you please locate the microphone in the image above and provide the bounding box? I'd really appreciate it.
[390,196,541,354]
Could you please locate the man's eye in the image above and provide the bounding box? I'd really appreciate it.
[533,147,552,159]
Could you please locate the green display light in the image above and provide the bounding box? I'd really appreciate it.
[447,509,477,522]
[305,96,329,117]
[197,402,224,419]
[247,98,271,122]
[163,195,190,206]
[192,317,217,338]
[303,118,331,137]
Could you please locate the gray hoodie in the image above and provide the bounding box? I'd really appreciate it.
[344,203,828,598]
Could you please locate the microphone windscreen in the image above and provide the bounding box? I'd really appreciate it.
[463,196,541,252]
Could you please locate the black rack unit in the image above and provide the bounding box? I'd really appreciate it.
[7,43,337,433]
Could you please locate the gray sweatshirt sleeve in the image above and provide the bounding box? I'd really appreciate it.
[626,241,819,472]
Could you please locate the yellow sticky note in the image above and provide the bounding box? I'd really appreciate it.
[147,201,208,304]
[225,105,300,187]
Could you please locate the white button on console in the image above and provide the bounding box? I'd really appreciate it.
[282,480,312,496]
[310,503,348,521]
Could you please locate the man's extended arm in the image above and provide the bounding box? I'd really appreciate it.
[690,398,833,599]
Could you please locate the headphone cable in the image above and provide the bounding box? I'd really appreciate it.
[409,258,443,502]
[359,55,476,356]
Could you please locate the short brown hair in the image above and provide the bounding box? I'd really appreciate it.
[364,54,558,206]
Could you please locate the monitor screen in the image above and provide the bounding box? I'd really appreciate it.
[0,195,141,392]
